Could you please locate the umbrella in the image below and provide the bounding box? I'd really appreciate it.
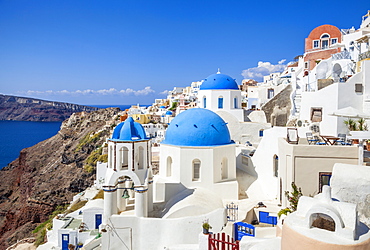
[329,106,370,119]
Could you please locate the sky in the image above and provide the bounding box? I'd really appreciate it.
[0,1,369,105]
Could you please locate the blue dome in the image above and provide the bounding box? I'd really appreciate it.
[162,108,233,147]
[110,117,148,141]
[165,111,173,115]
[200,73,239,90]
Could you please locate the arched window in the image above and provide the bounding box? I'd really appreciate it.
[273,155,278,177]
[138,146,144,170]
[166,156,172,177]
[218,96,223,109]
[320,34,330,39]
[203,96,207,108]
[192,159,201,181]
[221,157,228,180]
[320,34,330,49]
[234,97,238,108]
[109,145,114,168]
[120,147,129,170]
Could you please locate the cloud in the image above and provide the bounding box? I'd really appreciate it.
[241,60,288,82]
[19,86,156,97]
[159,90,169,95]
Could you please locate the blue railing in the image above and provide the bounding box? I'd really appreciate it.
[259,211,277,225]
[234,222,255,240]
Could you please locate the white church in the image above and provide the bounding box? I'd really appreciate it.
[99,77,245,249]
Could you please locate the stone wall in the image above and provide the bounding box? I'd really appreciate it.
[261,84,292,126]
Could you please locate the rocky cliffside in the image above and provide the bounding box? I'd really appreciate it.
[0,94,100,121]
[0,108,120,249]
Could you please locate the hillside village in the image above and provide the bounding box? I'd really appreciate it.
[27,10,370,250]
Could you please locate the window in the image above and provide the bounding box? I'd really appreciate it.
[120,147,129,170]
[267,89,274,99]
[259,129,264,137]
[322,39,329,49]
[273,155,278,177]
[331,38,337,45]
[313,40,319,48]
[221,158,228,180]
[192,159,201,181]
[311,107,323,122]
[218,97,223,109]
[321,34,330,39]
[166,156,172,177]
[109,146,114,168]
[355,84,363,93]
[203,97,206,108]
[138,146,144,170]
[319,172,332,192]
[234,97,238,108]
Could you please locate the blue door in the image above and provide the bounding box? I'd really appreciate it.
[95,214,102,229]
[62,234,69,250]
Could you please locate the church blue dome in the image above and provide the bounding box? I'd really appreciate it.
[200,73,239,90]
[165,111,173,115]
[162,108,233,147]
[110,117,148,141]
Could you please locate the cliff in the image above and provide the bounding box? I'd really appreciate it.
[0,108,120,249]
[0,94,100,121]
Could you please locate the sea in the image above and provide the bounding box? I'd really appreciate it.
[0,104,147,170]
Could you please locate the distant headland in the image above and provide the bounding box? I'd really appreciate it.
[0,94,100,122]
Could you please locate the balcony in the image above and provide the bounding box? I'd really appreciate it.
[332,50,351,60]
[359,50,370,61]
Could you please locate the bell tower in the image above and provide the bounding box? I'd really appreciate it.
[103,117,153,224]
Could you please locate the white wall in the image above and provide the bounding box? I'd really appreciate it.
[159,144,238,200]
[101,208,226,250]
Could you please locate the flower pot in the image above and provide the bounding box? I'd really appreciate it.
[203,228,209,234]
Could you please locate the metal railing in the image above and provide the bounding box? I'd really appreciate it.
[359,51,370,61]
[332,50,351,60]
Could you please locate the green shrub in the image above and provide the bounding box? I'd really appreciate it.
[75,131,103,152]
[97,154,108,163]
[278,182,303,218]
[84,147,105,173]
[34,228,46,246]
[33,204,68,246]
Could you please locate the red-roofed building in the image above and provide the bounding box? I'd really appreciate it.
[304,24,342,70]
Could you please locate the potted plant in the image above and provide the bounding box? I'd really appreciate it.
[202,221,212,234]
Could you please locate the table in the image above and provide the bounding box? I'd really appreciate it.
[320,135,340,145]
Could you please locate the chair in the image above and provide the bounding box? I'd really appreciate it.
[336,133,352,145]
[315,136,327,145]
[306,132,319,145]
[287,128,299,144]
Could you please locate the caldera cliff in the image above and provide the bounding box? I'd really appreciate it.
[0,108,120,249]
